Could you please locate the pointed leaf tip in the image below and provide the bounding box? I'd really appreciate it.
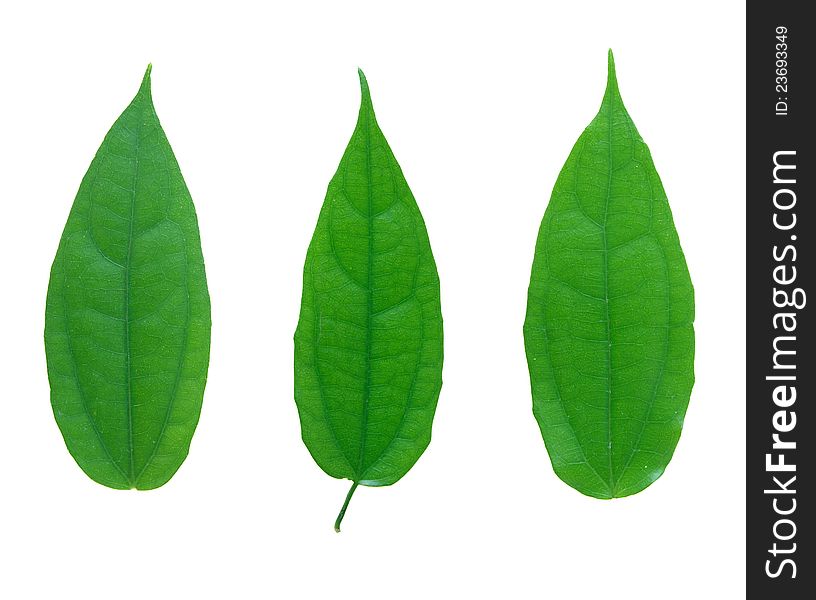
[139,63,153,96]
[605,50,620,99]
[357,68,371,104]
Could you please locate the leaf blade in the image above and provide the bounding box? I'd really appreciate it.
[295,71,443,526]
[45,66,211,490]
[524,51,695,498]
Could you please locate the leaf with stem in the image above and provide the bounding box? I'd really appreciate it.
[295,70,443,530]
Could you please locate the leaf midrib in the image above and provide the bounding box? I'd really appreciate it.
[123,99,145,484]
[601,88,614,490]
[598,89,674,495]
[356,101,374,482]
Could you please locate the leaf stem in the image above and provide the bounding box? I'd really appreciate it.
[334,481,359,532]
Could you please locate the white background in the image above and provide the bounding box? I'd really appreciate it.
[0,1,745,598]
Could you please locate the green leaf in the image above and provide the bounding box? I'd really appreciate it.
[294,70,443,530]
[45,66,211,490]
[523,51,694,499]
